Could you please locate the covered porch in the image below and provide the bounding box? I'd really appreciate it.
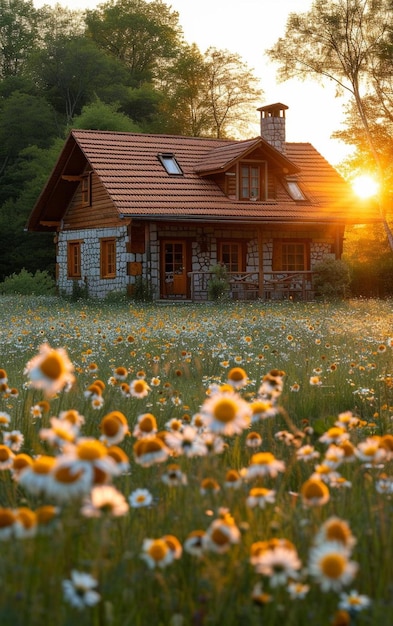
[188,270,314,301]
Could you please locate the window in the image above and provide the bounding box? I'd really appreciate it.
[273,241,309,272]
[286,180,306,201]
[67,241,81,278]
[219,242,244,272]
[101,238,116,278]
[81,173,92,206]
[157,153,183,175]
[240,163,266,200]
[241,165,260,200]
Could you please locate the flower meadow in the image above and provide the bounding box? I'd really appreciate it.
[1,295,393,626]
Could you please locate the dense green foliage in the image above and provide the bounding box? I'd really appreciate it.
[313,258,351,300]
[0,268,56,294]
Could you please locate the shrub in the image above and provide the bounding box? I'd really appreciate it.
[313,257,351,300]
[133,276,154,301]
[207,263,230,301]
[0,268,56,295]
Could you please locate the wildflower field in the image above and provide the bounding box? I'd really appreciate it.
[1,295,393,626]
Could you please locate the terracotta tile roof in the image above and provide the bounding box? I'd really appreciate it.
[28,129,380,230]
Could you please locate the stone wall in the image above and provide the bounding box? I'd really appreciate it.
[57,226,129,298]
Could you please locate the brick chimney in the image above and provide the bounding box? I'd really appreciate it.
[258,103,288,154]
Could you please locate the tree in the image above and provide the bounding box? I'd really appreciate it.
[0,91,58,184]
[0,141,62,280]
[85,0,183,86]
[35,3,86,41]
[29,35,129,123]
[72,98,141,131]
[157,43,211,136]
[0,0,39,78]
[159,45,263,138]
[267,0,393,247]
[203,48,263,138]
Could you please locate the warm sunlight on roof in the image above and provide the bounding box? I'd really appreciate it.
[352,174,380,199]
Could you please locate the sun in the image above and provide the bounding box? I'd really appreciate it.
[352,174,380,199]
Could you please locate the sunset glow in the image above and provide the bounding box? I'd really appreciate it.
[352,175,380,199]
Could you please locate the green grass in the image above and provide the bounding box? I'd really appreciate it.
[1,296,393,625]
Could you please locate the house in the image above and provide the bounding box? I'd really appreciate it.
[27,103,378,301]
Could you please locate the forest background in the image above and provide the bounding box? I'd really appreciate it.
[1,0,393,296]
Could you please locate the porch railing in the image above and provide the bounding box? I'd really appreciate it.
[188,271,314,302]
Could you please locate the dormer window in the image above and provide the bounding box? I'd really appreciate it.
[158,153,183,175]
[287,180,306,201]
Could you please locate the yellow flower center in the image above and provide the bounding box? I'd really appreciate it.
[212,398,238,423]
[163,535,181,553]
[228,367,247,382]
[13,454,33,471]
[77,440,107,460]
[54,426,75,442]
[325,521,351,544]
[251,452,275,466]
[363,444,378,456]
[33,456,56,474]
[40,352,65,380]
[0,508,15,528]
[101,416,121,436]
[54,466,84,484]
[139,414,157,432]
[327,427,345,439]
[226,470,240,482]
[36,505,57,525]
[115,367,127,377]
[148,539,168,561]
[201,477,219,490]
[16,507,37,529]
[134,438,164,456]
[61,410,80,424]
[250,487,270,497]
[0,446,12,462]
[134,380,147,394]
[211,527,229,546]
[107,446,129,464]
[251,400,271,414]
[302,479,329,500]
[320,553,346,579]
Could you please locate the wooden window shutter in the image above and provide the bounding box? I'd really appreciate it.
[130,223,146,254]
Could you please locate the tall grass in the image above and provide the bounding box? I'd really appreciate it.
[1,296,393,625]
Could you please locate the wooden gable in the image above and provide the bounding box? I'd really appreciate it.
[61,169,123,231]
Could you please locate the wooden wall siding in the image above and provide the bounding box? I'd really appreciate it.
[62,173,123,230]
[267,171,276,199]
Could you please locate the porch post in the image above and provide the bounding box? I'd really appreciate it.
[258,226,264,299]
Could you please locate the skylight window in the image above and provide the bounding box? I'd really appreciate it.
[158,153,183,175]
[287,181,306,201]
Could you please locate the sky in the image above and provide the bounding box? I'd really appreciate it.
[34,0,352,166]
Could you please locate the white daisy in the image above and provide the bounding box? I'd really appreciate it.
[62,570,100,609]
[308,541,358,592]
[129,488,153,508]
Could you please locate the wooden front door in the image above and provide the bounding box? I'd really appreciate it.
[161,240,188,298]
